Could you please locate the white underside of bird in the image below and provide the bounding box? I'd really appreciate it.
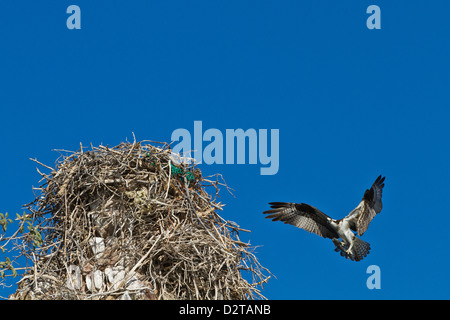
[330,214,367,260]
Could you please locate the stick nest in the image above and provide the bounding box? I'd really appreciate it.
[11,141,270,300]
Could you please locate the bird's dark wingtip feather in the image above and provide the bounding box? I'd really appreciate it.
[263,203,290,220]
[263,212,283,221]
[262,208,279,215]
[373,175,386,189]
[267,202,289,208]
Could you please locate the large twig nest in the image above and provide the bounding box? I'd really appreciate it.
[9,140,270,300]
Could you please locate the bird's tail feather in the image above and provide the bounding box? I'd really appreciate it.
[333,237,371,261]
[352,237,371,261]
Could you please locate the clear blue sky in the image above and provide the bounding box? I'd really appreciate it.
[1,1,449,299]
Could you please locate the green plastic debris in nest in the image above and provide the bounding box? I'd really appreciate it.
[144,152,197,183]
[170,164,196,182]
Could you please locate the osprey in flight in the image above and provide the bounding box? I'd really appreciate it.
[263,175,385,261]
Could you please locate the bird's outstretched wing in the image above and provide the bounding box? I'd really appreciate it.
[346,175,385,236]
[263,202,338,239]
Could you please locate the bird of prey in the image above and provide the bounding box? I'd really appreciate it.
[263,175,385,261]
